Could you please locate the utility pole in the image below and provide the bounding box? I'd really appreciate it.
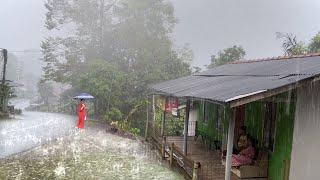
[2,49,7,86]
[1,49,8,112]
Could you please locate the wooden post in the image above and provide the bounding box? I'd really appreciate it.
[225,108,236,180]
[152,94,156,137]
[161,136,166,159]
[152,94,156,122]
[1,49,7,112]
[161,97,167,137]
[192,162,201,180]
[145,96,149,140]
[183,99,190,156]
[283,159,290,180]
[170,143,174,166]
[161,110,166,136]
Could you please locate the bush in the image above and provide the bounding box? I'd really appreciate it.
[14,109,22,115]
[104,108,123,123]
[129,128,140,136]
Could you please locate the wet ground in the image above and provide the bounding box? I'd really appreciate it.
[0,111,76,158]
[0,99,183,179]
[0,122,183,179]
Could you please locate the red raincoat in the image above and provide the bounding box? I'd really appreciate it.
[77,102,86,129]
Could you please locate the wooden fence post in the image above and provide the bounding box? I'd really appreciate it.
[183,99,190,156]
[192,162,201,180]
[161,136,166,159]
[145,96,149,141]
[170,143,174,166]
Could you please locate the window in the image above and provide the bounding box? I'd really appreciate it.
[264,102,277,151]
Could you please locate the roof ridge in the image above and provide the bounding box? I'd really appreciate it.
[230,53,320,64]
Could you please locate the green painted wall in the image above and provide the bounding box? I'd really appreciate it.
[245,102,266,148]
[195,101,225,142]
[244,100,295,180]
[268,101,295,180]
[194,99,295,180]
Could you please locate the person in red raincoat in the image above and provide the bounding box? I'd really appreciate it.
[77,99,86,129]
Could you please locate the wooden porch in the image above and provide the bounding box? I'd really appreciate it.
[166,136,225,180]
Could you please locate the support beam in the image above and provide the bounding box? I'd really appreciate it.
[225,108,236,180]
[152,94,156,138]
[161,97,167,137]
[152,94,155,123]
[183,99,190,156]
[161,110,166,137]
[144,96,149,140]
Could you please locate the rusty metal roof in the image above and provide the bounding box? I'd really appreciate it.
[150,54,320,105]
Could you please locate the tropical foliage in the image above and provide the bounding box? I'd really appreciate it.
[208,45,246,68]
[277,32,320,55]
[41,0,192,135]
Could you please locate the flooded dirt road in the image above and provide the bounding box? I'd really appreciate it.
[0,100,183,179]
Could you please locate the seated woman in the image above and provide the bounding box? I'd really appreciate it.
[232,137,255,167]
[233,125,249,154]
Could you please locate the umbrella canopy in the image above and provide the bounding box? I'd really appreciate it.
[73,93,94,99]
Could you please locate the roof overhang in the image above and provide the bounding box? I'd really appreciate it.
[150,55,320,107]
[228,73,320,107]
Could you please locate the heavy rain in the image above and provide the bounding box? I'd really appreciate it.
[1,0,320,180]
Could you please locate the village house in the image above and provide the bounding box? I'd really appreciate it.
[146,53,320,180]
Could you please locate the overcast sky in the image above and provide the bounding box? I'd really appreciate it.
[0,0,45,51]
[1,0,320,67]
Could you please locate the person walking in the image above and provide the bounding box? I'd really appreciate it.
[77,99,86,129]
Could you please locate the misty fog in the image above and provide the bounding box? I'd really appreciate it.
[1,0,320,68]
[1,1,320,180]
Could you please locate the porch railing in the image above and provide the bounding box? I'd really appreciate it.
[146,122,201,180]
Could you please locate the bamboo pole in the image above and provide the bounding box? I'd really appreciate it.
[183,99,190,156]
[225,108,236,180]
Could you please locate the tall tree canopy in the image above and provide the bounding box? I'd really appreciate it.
[276,32,308,56]
[42,0,192,132]
[208,45,246,68]
[277,32,320,56]
[309,32,320,53]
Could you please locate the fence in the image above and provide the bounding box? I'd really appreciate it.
[146,121,201,180]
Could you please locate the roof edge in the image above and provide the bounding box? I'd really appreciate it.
[231,53,320,64]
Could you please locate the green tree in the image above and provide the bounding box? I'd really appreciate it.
[42,0,192,134]
[277,32,320,55]
[309,32,320,53]
[37,81,54,107]
[276,32,308,55]
[208,45,246,68]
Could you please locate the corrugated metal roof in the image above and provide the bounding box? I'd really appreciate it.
[197,55,320,76]
[151,54,320,104]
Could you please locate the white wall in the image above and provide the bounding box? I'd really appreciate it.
[290,81,320,180]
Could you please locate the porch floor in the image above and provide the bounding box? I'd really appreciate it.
[167,136,225,180]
